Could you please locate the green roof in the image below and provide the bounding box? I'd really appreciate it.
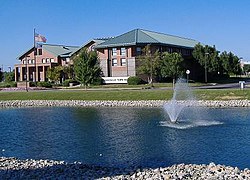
[42,44,79,57]
[17,44,79,60]
[95,29,199,49]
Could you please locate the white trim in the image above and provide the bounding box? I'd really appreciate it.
[102,77,129,84]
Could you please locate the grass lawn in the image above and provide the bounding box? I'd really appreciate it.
[0,89,250,101]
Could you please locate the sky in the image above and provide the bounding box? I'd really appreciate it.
[0,0,250,71]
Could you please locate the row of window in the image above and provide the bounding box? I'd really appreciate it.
[112,47,126,56]
[112,58,127,66]
[42,58,55,63]
[23,59,35,64]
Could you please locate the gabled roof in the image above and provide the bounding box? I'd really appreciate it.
[17,44,79,60]
[71,38,114,57]
[95,29,199,49]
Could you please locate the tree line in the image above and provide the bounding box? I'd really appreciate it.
[2,44,242,87]
[137,43,243,85]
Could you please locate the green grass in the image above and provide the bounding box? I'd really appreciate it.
[0,90,172,101]
[0,89,250,101]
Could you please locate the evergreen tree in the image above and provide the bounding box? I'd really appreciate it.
[73,48,102,88]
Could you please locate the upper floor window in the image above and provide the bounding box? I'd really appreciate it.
[121,47,126,56]
[42,59,46,63]
[38,48,42,55]
[112,48,117,56]
[91,45,95,51]
[112,59,117,66]
[50,58,55,63]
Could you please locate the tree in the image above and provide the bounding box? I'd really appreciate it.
[72,48,102,88]
[220,51,242,76]
[220,51,230,74]
[0,68,3,82]
[160,52,184,86]
[137,44,161,86]
[192,43,220,81]
[243,64,250,76]
[4,71,15,82]
[63,65,74,79]
[46,66,63,83]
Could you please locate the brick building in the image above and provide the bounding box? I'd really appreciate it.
[15,29,200,84]
[15,44,79,82]
[86,29,199,83]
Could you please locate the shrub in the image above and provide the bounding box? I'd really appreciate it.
[91,77,103,86]
[62,79,79,87]
[37,81,52,88]
[127,76,142,85]
[62,79,74,87]
[0,81,17,88]
[29,82,36,87]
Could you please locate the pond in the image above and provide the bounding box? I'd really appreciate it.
[0,107,250,169]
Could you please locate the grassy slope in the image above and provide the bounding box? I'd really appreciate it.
[0,89,249,101]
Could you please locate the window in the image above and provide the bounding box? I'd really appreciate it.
[50,58,55,63]
[136,47,142,55]
[38,48,42,55]
[66,58,70,62]
[112,59,117,66]
[91,45,95,51]
[121,47,126,56]
[28,60,32,64]
[112,48,117,56]
[121,58,126,66]
[23,60,26,64]
[182,49,191,56]
[42,59,46,63]
[46,58,50,63]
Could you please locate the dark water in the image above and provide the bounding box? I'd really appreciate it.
[0,107,250,169]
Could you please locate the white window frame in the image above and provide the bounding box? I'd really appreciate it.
[112,48,117,56]
[121,47,126,56]
[121,58,126,66]
[112,58,117,66]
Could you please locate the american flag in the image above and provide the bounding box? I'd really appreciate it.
[35,33,47,43]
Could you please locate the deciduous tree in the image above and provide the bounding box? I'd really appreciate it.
[160,52,184,86]
[137,44,161,86]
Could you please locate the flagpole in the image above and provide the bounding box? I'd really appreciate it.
[34,28,37,86]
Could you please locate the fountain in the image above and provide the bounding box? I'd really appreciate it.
[162,78,223,128]
[163,78,195,123]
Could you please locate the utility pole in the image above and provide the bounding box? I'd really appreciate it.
[205,52,209,83]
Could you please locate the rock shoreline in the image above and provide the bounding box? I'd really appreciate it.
[1,100,250,108]
[0,157,249,179]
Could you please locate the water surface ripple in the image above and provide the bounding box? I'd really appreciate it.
[0,107,250,169]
